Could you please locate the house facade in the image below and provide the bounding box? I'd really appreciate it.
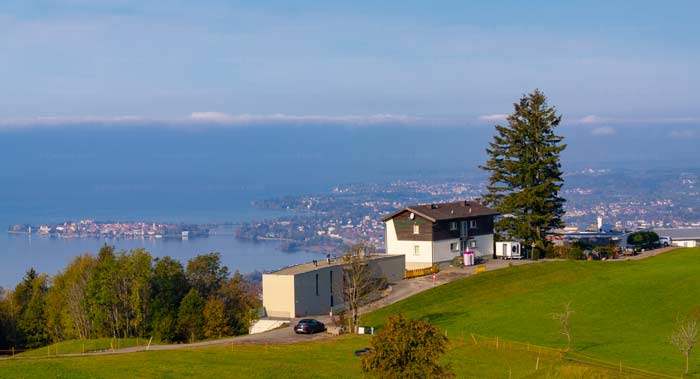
[382,201,499,269]
[262,254,405,318]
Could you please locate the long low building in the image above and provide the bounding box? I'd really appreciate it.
[654,228,700,248]
[262,254,405,319]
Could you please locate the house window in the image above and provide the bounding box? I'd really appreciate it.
[469,220,477,229]
[449,222,458,231]
[315,273,319,296]
[450,242,459,251]
[413,224,420,234]
[414,245,420,256]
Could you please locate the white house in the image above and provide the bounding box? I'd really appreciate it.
[382,200,499,269]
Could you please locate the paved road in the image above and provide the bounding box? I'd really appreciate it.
[0,247,676,361]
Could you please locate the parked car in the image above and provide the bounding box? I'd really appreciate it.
[659,236,672,247]
[294,319,325,334]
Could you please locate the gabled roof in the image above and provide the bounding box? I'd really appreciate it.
[381,200,499,223]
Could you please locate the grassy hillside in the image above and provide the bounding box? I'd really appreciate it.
[2,248,699,378]
[0,335,635,379]
[17,337,154,357]
[363,248,700,376]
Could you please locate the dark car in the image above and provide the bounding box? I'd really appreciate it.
[294,319,325,334]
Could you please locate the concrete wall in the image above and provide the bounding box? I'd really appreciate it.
[673,240,698,248]
[386,219,434,267]
[367,254,405,283]
[293,265,343,317]
[262,274,295,318]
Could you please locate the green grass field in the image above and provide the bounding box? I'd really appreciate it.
[363,247,700,376]
[16,337,156,357]
[2,247,699,378]
[0,335,636,379]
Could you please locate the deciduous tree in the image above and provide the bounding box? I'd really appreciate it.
[340,243,382,333]
[186,252,229,299]
[150,256,189,342]
[178,289,205,343]
[203,297,230,339]
[551,301,574,351]
[670,312,699,375]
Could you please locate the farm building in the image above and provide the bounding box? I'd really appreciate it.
[654,228,700,248]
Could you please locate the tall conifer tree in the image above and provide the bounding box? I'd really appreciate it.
[481,90,566,253]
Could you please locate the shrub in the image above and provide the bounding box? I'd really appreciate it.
[362,314,453,379]
[567,246,584,260]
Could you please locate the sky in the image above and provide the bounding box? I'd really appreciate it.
[0,1,698,132]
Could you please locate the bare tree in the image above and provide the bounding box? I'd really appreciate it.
[670,312,699,376]
[340,243,381,333]
[551,301,574,352]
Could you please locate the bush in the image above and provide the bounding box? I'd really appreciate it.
[362,314,453,379]
[567,246,584,260]
[545,244,556,259]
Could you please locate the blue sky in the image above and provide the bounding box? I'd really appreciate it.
[0,1,698,128]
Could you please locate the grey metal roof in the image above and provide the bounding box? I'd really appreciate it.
[653,228,700,240]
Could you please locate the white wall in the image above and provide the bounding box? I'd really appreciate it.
[432,238,461,263]
[672,240,698,248]
[470,234,494,259]
[386,219,434,266]
[262,274,295,318]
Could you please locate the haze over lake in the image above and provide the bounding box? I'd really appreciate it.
[1,124,699,287]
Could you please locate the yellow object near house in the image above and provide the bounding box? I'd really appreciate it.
[404,264,440,279]
[475,265,486,274]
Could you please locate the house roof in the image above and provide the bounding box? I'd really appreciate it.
[381,200,499,223]
[653,228,700,240]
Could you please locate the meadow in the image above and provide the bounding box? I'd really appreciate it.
[2,248,699,378]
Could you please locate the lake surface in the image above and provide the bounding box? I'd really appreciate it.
[0,199,323,288]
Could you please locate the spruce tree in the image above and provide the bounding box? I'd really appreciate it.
[481,89,566,255]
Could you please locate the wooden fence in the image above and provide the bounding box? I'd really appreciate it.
[468,333,680,379]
